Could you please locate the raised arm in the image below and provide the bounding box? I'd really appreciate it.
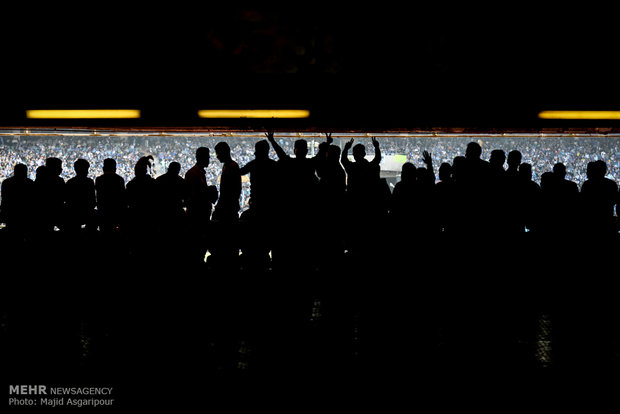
[341,138,354,168]
[265,131,288,160]
[314,133,333,178]
[371,137,381,164]
[422,150,435,182]
[318,132,333,156]
[315,132,333,161]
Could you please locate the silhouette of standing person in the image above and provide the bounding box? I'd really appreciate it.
[315,133,346,214]
[1,163,34,235]
[314,133,347,270]
[34,165,46,182]
[39,157,66,232]
[151,161,188,273]
[265,131,319,269]
[540,162,579,238]
[155,161,187,233]
[461,141,490,197]
[213,142,241,224]
[340,137,382,257]
[125,156,157,251]
[504,149,523,236]
[451,142,490,236]
[265,130,319,214]
[390,150,437,252]
[341,137,382,207]
[390,162,418,254]
[210,142,241,270]
[239,139,280,221]
[239,139,280,270]
[506,149,522,178]
[558,160,618,368]
[463,141,490,180]
[184,147,218,265]
[339,133,386,365]
[511,159,542,352]
[435,162,455,234]
[390,162,417,227]
[95,158,126,233]
[580,159,618,238]
[552,162,579,198]
[65,159,96,235]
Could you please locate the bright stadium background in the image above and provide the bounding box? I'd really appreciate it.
[1,130,619,213]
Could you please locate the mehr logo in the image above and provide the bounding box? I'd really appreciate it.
[9,385,47,395]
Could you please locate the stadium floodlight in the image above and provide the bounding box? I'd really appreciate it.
[26,109,141,119]
[197,109,310,119]
[538,110,620,120]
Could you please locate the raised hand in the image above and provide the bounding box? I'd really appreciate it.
[344,138,354,150]
[265,130,275,142]
[422,150,432,165]
[372,137,379,148]
[325,132,333,145]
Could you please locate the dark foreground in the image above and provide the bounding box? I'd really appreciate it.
[1,226,619,409]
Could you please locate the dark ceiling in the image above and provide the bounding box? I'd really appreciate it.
[1,5,619,130]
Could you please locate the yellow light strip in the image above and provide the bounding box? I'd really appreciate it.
[538,110,620,120]
[198,109,310,119]
[26,109,141,119]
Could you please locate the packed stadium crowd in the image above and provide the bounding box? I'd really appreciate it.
[0,133,618,255]
[1,134,618,201]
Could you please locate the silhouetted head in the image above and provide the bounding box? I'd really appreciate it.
[400,162,417,182]
[167,161,181,176]
[135,156,153,177]
[438,162,452,182]
[518,163,532,181]
[294,139,308,158]
[195,147,210,168]
[327,144,341,161]
[352,143,366,162]
[465,142,482,160]
[73,159,90,177]
[255,139,270,158]
[103,158,117,173]
[552,162,566,179]
[507,150,522,170]
[45,157,62,177]
[452,156,466,180]
[14,163,27,179]
[489,149,506,168]
[35,165,46,181]
[214,142,231,163]
[587,160,607,180]
[540,171,555,191]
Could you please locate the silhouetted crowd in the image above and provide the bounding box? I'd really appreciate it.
[2,133,620,214]
[1,134,619,269]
